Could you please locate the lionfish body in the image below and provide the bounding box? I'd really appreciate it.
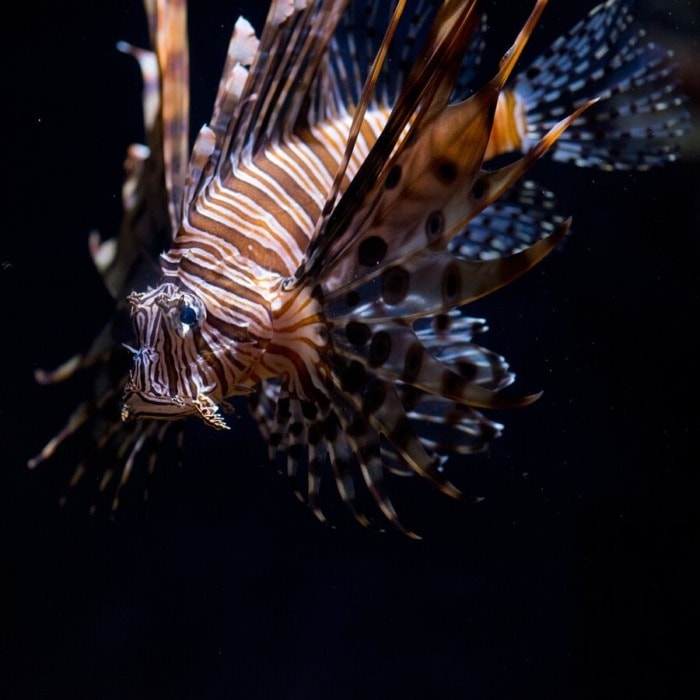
[32,0,688,533]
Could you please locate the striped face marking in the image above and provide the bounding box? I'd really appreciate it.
[122,283,239,429]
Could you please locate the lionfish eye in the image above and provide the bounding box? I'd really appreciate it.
[180,305,198,326]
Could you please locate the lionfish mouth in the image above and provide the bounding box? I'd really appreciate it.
[121,388,229,431]
[121,389,195,422]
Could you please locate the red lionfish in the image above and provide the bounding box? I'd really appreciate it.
[30,0,687,535]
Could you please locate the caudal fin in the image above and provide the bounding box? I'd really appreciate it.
[509,0,689,170]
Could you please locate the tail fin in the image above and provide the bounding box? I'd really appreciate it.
[501,0,689,170]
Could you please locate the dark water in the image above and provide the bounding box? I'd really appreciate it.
[3,1,699,698]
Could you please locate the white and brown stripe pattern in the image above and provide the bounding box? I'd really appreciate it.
[31,0,687,532]
[121,109,389,424]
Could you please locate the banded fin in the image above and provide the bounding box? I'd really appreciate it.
[403,394,502,457]
[452,180,565,261]
[329,2,486,110]
[505,0,690,169]
[298,0,580,291]
[320,409,371,528]
[296,0,485,284]
[325,377,421,538]
[414,314,514,391]
[29,0,183,508]
[250,379,372,529]
[95,41,169,299]
[143,0,189,229]
[183,17,260,213]
[30,359,178,516]
[252,309,509,519]
[222,1,349,166]
[314,0,487,227]
[259,1,595,534]
[330,320,539,410]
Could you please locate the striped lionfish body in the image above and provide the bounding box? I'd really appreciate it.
[31,0,687,534]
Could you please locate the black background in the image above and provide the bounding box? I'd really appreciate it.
[2,1,699,698]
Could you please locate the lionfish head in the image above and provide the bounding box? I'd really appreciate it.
[122,283,237,430]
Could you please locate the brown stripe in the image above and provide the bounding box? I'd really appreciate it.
[255,157,324,233]
[213,176,307,255]
[185,208,289,275]
[178,249,265,306]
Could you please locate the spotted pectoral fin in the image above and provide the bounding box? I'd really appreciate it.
[296,0,484,285]
[310,27,591,299]
[324,218,570,322]
[332,322,540,410]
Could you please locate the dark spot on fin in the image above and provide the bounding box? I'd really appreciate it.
[358,236,388,266]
